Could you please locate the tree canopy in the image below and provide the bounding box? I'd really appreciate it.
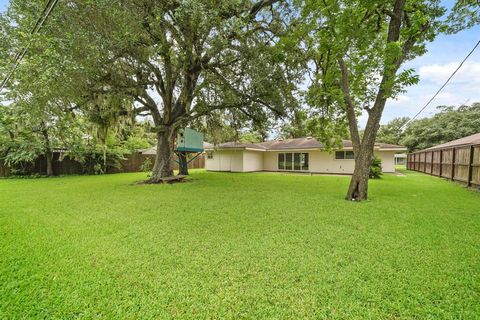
[1,0,301,181]
[378,103,480,152]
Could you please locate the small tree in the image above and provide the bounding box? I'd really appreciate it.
[295,0,475,200]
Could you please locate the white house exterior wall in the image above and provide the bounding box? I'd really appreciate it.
[206,150,244,172]
[243,150,264,172]
[264,150,355,174]
[207,149,397,173]
[374,151,395,173]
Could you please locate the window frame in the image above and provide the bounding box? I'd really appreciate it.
[206,151,213,159]
[335,150,355,160]
[278,153,285,170]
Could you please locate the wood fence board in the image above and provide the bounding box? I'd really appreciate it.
[0,152,205,177]
[407,144,480,188]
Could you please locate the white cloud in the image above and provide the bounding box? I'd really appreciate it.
[377,59,480,126]
[419,61,480,86]
[388,95,411,106]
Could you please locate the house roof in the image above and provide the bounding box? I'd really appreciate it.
[205,137,407,151]
[420,132,480,152]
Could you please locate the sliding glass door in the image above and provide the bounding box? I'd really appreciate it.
[278,153,309,171]
[285,153,293,170]
[278,153,285,170]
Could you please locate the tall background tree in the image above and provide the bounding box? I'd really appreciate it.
[383,102,480,151]
[376,117,410,145]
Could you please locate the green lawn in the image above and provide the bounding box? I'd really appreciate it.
[1,170,479,319]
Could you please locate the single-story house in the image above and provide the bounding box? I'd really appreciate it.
[205,137,407,174]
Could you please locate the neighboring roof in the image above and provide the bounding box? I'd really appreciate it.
[420,133,480,152]
[205,137,407,151]
[140,141,212,155]
[377,143,407,149]
[207,141,268,151]
[140,147,157,155]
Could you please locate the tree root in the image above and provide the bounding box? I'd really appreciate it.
[138,175,189,185]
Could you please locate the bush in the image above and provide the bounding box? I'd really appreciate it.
[369,157,383,179]
[140,157,153,172]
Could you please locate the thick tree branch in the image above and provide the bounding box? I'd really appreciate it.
[337,57,361,154]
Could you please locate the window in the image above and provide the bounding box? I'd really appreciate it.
[278,153,285,170]
[207,151,213,159]
[301,153,309,170]
[335,151,354,160]
[294,153,301,170]
[278,153,309,171]
[285,153,293,170]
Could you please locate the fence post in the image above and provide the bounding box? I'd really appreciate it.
[439,149,443,177]
[467,145,474,187]
[423,152,427,173]
[430,151,434,175]
[451,147,456,181]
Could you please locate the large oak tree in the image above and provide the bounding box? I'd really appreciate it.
[2,0,298,182]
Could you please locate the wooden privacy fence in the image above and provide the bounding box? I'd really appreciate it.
[0,152,205,177]
[407,145,480,187]
[109,153,205,174]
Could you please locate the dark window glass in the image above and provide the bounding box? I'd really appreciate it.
[285,153,293,170]
[207,151,213,159]
[345,151,355,159]
[335,151,345,160]
[302,153,309,170]
[278,153,285,170]
[294,153,301,170]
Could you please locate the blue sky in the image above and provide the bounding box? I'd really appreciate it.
[1,0,479,127]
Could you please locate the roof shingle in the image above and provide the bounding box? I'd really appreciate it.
[423,133,480,151]
[206,137,406,151]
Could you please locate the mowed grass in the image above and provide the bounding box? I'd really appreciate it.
[1,170,479,319]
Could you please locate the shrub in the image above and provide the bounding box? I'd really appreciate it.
[369,157,383,179]
[140,157,153,172]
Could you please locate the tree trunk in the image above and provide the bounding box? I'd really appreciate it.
[41,126,54,176]
[149,127,175,182]
[346,150,372,201]
[177,152,189,176]
[103,144,107,174]
[45,150,54,176]
[345,105,382,201]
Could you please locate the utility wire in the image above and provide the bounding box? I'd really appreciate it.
[0,0,59,92]
[400,39,480,131]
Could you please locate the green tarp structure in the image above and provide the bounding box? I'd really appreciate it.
[176,128,204,153]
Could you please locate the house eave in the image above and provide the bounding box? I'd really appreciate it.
[206,146,408,152]
[266,148,321,152]
[378,148,408,152]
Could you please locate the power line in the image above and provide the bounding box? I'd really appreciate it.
[400,39,480,130]
[0,0,59,92]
